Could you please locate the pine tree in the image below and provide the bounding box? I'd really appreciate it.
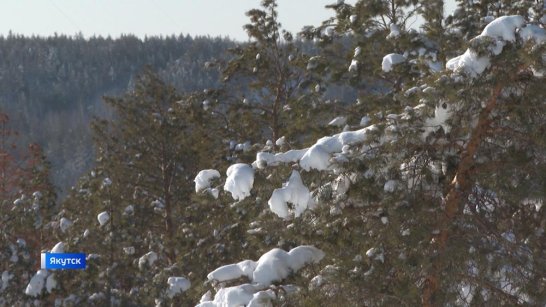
[0,111,57,305]
[216,0,332,150]
[195,8,546,307]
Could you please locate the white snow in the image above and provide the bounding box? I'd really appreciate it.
[248,290,276,307]
[446,49,491,78]
[59,217,72,233]
[387,23,401,39]
[254,125,377,172]
[328,116,347,127]
[255,149,308,168]
[480,15,524,42]
[166,277,191,298]
[194,169,221,193]
[447,16,527,78]
[46,273,57,293]
[1,271,13,291]
[348,59,358,72]
[354,47,361,57]
[102,177,112,187]
[359,115,371,127]
[138,251,158,269]
[519,24,546,44]
[275,136,286,146]
[382,53,405,72]
[253,246,324,286]
[300,144,331,171]
[306,56,320,70]
[207,260,258,282]
[123,247,135,255]
[300,126,377,171]
[25,270,47,297]
[224,164,255,201]
[423,102,452,139]
[268,170,314,218]
[384,180,397,193]
[51,242,64,253]
[197,284,259,307]
[206,246,324,288]
[97,211,110,226]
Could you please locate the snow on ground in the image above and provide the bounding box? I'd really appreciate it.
[268,170,314,219]
[97,211,110,226]
[166,277,191,298]
[382,53,405,72]
[194,169,220,192]
[223,164,255,201]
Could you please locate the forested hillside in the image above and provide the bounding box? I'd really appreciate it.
[1,0,545,306]
[0,33,232,192]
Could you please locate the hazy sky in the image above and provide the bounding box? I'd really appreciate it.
[0,0,456,41]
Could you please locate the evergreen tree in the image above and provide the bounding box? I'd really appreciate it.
[195,8,546,307]
[217,0,332,149]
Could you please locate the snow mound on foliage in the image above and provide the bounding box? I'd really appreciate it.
[255,149,308,168]
[195,169,220,192]
[51,242,64,253]
[480,15,524,42]
[268,170,314,218]
[253,246,324,286]
[207,260,258,282]
[519,24,546,44]
[328,116,347,127]
[207,246,324,286]
[97,211,110,226]
[300,126,377,171]
[196,284,271,307]
[446,50,490,78]
[382,53,405,72]
[253,125,378,172]
[200,247,321,306]
[166,277,191,298]
[138,251,158,269]
[447,15,528,78]
[25,270,47,297]
[224,164,255,201]
[60,217,72,233]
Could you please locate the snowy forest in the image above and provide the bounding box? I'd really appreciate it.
[1,0,545,306]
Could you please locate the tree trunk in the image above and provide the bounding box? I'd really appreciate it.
[422,84,503,306]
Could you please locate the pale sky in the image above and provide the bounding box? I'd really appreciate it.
[0,0,456,41]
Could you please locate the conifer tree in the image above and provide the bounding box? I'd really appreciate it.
[195,7,546,307]
[217,0,332,149]
[0,111,57,305]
